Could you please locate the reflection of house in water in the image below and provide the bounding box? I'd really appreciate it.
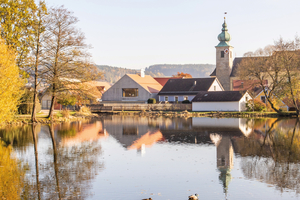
[160,118,253,144]
[60,121,108,146]
[103,116,165,153]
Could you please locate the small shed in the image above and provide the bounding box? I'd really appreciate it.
[192,91,252,112]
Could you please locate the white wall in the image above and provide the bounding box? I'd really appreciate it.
[192,102,240,111]
[208,79,223,91]
[192,117,240,128]
[239,92,252,111]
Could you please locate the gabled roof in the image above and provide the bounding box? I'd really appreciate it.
[210,57,244,77]
[233,80,268,97]
[127,74,162,93]
[230,57,244,77]
[192,91,245,102]
[154,77,183,86]
[158,78,217,95]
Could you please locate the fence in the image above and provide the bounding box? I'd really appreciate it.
[88,103,192,112]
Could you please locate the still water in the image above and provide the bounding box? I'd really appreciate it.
[1,116,300,199]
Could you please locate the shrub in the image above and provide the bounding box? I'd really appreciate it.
[18,101,41,115]
[147,98,156,104]
[182,100,190,104]
[61,109,70,118]
[246,99,266,112]
[79,106,91,114]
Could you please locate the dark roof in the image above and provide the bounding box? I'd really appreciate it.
[158,78,216,95]
[210,57,243,77]
[154,77,183,86]
[192,91,245,102]
[230,57,243,77]
[210,68,216,76]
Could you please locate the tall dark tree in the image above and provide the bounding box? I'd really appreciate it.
[30,0,48,122]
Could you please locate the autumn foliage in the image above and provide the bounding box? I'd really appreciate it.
[0,143,25,199]
[0,38,23,123]
[172,72,192,78]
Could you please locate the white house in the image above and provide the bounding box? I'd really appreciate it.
[158,77,224,102]
[192,91,252,112]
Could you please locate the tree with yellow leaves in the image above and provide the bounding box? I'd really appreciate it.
[0,38,23,123]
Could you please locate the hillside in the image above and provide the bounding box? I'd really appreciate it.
[97,64,215,84]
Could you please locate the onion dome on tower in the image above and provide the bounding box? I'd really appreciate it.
[216,18,231,47]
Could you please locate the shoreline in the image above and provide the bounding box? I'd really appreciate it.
[2,110,297,127]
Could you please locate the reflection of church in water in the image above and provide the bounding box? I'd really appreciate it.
[103,116,253,194]
[211,133,234,197]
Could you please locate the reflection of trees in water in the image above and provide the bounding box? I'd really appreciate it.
[234,118,300,193]
[0,124,41,148]
[23,124,104,200]
[0,142,26,199]
[240,157,300,193]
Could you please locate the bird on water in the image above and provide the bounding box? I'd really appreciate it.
[189,193,199,200]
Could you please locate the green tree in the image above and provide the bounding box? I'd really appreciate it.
[0,38,23,123]
[0,0,37,70]
[56,93,77,107]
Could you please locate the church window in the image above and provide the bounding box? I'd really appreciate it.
[221,51,224,58]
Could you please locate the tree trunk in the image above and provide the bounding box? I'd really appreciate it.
[47,95,56,119]
[31,85,38,122]
[31,124,41,200]
[48,124,61,200]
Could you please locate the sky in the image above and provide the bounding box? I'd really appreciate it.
[44,0,300,69]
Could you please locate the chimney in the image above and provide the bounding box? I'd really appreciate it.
[141,68,145,78]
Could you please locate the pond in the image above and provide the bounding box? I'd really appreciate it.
[1,116,300,200]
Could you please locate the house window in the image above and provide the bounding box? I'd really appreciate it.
[122,88,138,97]
[261,96,266,103]
[165,96,168,102]
[230,51,232,58]
[246,96,248,101]
[221,51,224,58]
[184,96,188,100]
[175,96,178,102]
[214,86,216,91]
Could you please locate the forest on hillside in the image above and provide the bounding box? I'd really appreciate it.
[97,64,215,84]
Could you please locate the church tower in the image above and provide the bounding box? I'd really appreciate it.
[215,18,234,91]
